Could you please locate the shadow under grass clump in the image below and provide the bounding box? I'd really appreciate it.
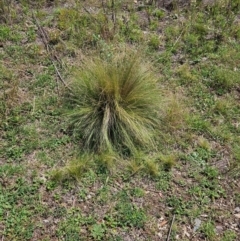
[64,52,161,155]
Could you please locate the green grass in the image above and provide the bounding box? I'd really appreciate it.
[64,52,161,154]
[0,0,240,240]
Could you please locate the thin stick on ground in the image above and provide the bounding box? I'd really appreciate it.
[32,12,70,91]
[52,61,65,92]
[82,6,99,23]
[166,214,175,241]
[32,12,49,53]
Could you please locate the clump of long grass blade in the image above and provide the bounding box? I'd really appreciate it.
[51,155,93,182]
[65,53,161,155]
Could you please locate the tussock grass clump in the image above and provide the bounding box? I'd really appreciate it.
[65,53,161,154]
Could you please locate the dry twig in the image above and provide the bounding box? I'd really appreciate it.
[82,6,98,23]
[166,214,175,241]
[32,12,70,90]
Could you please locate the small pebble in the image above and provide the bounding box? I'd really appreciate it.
[87,194,92,199]
[234,207,240,213]
[193,218,201,232]
[215,225,223,233]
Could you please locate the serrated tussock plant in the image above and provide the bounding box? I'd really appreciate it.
[65,53,161,154]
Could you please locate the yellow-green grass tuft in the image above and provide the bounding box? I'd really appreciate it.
[64,53,161,155]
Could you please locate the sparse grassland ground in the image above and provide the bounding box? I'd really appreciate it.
[0,0,240,240]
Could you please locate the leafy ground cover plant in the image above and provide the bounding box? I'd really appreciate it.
[64,52,161,155]
[1,0,240,240]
